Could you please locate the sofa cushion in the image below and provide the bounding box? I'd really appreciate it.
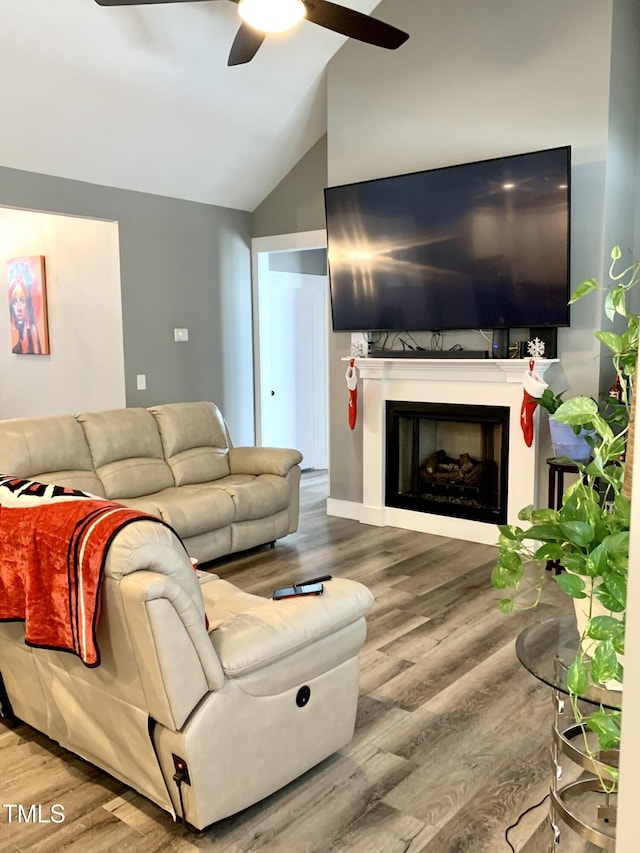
[213,474,290,522]
[77,408,174,500]
[112,496,165,517]
[150,402,231,486]
[0,414,105,496]
[148,484,236,539]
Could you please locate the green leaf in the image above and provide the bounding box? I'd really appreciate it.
[595,329,625,355]
[491,558,523,591]
[595,587,626,612]
[491,564,507,589]
[535,388,565,414]
[585,544,608,577]
[585,615,621,641]
[497,537,521,553]
[517,505,535,522]
[606,433,627,460]
[612,633,625,655]
[529,508,560,523]
[500,549,523,571]
[559,552,591,576]
[497,524,523,541]
[599,573,627,611]
[591,640,619,684]
[553,396,599,425]
[567,659,589,695]
[611,245,622,261]
[498,598,515,614]
[569,277,599,304]
[587,710,621,752]
[523,522,564,541]
[585,455,606,480]
[614,494,631,520]
[558,521,595,547]
[605,287,626,322]
[589,413,615,442]
[533,542,563,561]
[553,572,586,598]
[559,489,598,525]
[602,530,630,560]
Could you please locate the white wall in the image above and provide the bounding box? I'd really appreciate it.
[602,1,640,845]
[0,208,125,418]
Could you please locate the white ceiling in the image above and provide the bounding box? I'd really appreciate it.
[1,0,385,212]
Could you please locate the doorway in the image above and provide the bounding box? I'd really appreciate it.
[251,230,328,470]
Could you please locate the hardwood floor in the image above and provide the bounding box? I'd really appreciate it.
[0,472,600,852]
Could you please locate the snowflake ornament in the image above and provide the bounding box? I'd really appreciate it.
[526,337,546,358]
[351,339,366,357]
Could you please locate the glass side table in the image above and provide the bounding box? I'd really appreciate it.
[516,615,621,851]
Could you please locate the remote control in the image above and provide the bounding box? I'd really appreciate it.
[298,574,332,585]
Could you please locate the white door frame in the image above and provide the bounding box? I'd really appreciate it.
[251,229,328,448]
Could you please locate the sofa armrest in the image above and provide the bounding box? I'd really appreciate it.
[228,446,303,476]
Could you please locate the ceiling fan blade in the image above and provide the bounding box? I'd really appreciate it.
[94,1,209,6]
[228,23,266,65]
[303,0,408,49]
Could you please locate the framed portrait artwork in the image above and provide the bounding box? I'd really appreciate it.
[7,255,50,355]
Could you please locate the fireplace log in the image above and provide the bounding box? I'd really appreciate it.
[419,451,484,485]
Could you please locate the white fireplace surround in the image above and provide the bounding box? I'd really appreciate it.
[327,357,556,545]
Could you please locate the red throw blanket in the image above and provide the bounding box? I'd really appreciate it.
[0,476,166,667]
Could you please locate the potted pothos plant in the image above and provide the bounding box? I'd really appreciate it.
[535,387,606,463]
[491,246,639,757]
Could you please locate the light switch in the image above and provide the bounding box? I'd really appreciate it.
[174,328,189,342]
[136,374,146,391]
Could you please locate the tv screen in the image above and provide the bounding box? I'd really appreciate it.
[324,146,571,332]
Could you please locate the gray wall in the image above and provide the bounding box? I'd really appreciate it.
[0,165,255,444]
[251,135,328,237]
[325,0,624,504]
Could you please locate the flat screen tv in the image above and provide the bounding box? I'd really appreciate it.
[324,146,571,332]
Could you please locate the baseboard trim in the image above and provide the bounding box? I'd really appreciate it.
[326,498,362,521]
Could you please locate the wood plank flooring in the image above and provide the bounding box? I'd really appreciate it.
[0,472,602,852]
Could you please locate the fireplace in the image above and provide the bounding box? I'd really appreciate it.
[385,401,509,524]
[326,356,555,545]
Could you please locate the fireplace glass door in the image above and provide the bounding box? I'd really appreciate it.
[385,401,509,524]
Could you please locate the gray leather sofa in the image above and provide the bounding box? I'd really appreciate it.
[0,401,302,564]
[0,514,374,828]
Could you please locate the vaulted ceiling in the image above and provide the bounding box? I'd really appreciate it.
[1,0,386,211]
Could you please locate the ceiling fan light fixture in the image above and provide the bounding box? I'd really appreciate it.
[238,0,306,34]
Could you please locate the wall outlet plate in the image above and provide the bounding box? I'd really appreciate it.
[174,328,189,342]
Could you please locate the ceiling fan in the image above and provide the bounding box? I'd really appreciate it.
[93,0,409,67]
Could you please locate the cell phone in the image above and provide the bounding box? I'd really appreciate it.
[272,582,324,600]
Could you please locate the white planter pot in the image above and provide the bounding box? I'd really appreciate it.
[549,419,593,463]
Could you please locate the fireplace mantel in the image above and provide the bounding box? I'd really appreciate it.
[355,356,553,383]
[337,356,556,545]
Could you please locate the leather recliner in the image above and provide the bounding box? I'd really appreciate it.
[0,518,374,829]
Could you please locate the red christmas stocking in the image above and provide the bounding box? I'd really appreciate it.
[521,360,548,447]
[346,358,358,430]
